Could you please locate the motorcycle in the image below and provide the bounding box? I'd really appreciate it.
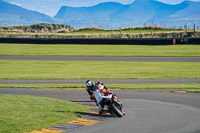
[92,84,125,117]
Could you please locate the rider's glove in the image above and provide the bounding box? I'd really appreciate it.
[90,96,93,100]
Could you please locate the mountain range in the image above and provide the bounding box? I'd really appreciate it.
[0,0,56,25]
[0,0,200,29]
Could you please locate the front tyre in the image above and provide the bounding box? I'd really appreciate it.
[109,102,124,117]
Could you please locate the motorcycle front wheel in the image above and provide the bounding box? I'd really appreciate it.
[109,102,124,117]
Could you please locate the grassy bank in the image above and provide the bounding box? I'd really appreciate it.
[74,28,183,34]
[0,28,192,38]
[187,89,200,93]
[0,95,89,133]
[0,84,200,90]
[0,60,200,79]
[0,44,200,56]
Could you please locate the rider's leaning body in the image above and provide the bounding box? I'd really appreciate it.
[86,80,114,114]
[86,80,108,102]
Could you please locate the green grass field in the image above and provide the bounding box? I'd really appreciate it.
[187,89,200,93]
[0,60,199,79]
[0,84,200,90]
[0,43,200,56]
[0,95,89,133]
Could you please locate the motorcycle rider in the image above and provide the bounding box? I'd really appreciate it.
[86,80,95,99]
[86,80,108,102]
[86,80,115,114]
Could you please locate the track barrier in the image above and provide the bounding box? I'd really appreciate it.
[0,37,199,45]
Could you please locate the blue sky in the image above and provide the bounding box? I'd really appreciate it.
[3,0,200,16]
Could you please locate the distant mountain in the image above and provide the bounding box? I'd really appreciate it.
[55,2,124,21]
[110,0,187,21]
[54,2,126,28]
[54,0,200,29]
[168,1,200,22]
[0,0,56,25]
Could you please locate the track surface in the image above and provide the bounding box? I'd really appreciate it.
[1,56,200,62]
[0,88,200,133]
[72,99,200,133]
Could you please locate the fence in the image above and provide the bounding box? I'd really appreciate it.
[0,37,199,45]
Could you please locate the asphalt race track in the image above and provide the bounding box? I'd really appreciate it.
[71,99,200,133]
[0,56,200,62]
[0,88,200,133]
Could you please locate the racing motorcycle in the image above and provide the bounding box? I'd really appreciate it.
[92,83,125,117]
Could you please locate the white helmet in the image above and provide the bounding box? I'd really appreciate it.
[86,80,93,87]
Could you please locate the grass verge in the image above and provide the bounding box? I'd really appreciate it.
[0,44,200,56]
[0,95,89,133]
[187,89,200,93]
[0,84,200,90]
[0,60,200,79]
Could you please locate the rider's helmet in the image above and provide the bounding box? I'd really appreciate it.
[86,80,93,87]
[86,80,95,91]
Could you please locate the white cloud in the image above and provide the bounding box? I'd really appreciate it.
[156,0,200,4]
